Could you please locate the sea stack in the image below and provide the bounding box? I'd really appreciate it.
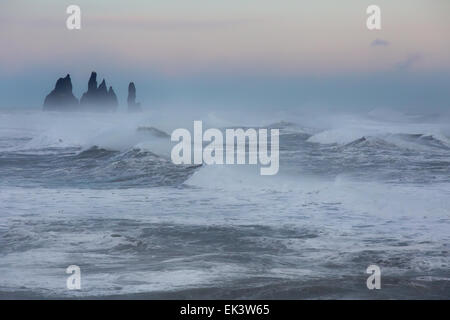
[107,86,118,109]
[127,82,142,112]
[80,72,118,112]
[43,74,79,111]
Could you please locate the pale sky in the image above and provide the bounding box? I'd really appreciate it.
[1,0,449,110]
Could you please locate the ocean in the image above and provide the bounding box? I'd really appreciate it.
[0,108,449,299]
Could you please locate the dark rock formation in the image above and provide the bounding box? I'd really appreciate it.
[97,79,107,95]
[107,86,118,109]
[43,72,129,112]
[43,74,79,111]
[80,72,97,106]
[88,71,97,92]
[127,82,141,112]
[80,72,118,111]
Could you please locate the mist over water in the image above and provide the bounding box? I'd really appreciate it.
[0,108,449,299]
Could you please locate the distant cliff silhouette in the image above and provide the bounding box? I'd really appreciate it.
[43,75,78,111]
[127,82,141,112]
[43,71,137,112]
[80,72,118,112]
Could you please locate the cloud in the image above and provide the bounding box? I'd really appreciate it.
[396,53,422,71]
[371,39,390,47]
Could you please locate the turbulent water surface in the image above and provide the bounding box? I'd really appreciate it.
[0,109,449,299]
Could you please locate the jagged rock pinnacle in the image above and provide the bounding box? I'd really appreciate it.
[127,82,142,112]
[80,72,117,112]
[43,74,79,111]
